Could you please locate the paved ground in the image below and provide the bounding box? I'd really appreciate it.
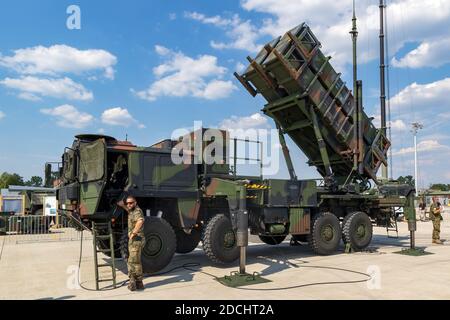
[1,211,450,300]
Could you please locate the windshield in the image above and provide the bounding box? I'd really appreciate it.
[63,149,76,182]
[79,139,105,182]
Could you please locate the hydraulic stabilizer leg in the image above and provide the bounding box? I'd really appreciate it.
[236,185,249,275]
[407,190,417,250]
[409,222,416,250]
[217,183,271,287]
[395,190,430,256]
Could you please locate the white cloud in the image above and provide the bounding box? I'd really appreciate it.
[185,11,236,27]
[393,139,450,156]
[154,45,171,56]
[389,77,450,112]
[245,0,450,68]
[169,13,177,21]
[40,105,94,129]
[0,111,5,120]
[220,113,270,131]
[0,45,117,79]
[0,76,93,101]
[235,62,246,73]
[17,92,42,101]
[371,115,408,132]
[185,12,261,52]
[188,0,450,70]
[392,37,450,68]
[201,80,236,100]
[390,119,408,131]
[101,107,145,129]
[134,46,236,101]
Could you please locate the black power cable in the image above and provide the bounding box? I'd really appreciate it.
[77,231,127,291]
[76,225,371,292]
[77,229,201,291]
[182,263,372,291]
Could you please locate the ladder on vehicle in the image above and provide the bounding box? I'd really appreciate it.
[386,209,399,238]
[92,222,117,290]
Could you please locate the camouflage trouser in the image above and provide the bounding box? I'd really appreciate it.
[128,238,145,281]
[432,218,441,240]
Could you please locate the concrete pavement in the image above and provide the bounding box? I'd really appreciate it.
[1,211,449,300]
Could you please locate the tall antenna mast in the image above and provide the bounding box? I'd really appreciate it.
[385,3,393,179]
[379,0,388,179]
[351,0,358,95]
[350,0,359,173]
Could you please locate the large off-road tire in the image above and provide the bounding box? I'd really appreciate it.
[259,235,286,245]
[175,228,202,254]
[308,212,341,255]
[341,214,353,244]
[119,217,176,274]
[342,211,373,251]
[202,214,239,264]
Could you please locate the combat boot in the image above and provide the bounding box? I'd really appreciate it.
[136,280,145,290]
[434,239,443,245]
[128,279,137,291]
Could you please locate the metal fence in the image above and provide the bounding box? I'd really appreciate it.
[2,215,91,244]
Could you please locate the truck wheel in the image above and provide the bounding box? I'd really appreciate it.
[175,228,201,254]
[259,235,286,245]
[342,211,372,251]
[202,214,239,264]
[341,214,353,244]
[308,212,341,255]
[141,217,176,274]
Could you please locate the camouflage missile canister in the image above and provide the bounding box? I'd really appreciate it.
[235,23,390,184]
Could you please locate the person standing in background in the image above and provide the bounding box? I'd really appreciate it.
[429,197,443,245]
[419,201,426,222]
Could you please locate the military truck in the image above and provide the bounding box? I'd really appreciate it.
[56,23,415,274]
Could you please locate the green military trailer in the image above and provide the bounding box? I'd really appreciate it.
[56,23,416,275]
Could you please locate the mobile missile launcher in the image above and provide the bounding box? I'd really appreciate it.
[56,23,416,275]
[234,22,416,249]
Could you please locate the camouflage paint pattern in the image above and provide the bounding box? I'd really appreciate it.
[127,146,200,229]
[79,139,106,215]
[128,239,144,281]
[205,178,246,212]
[128,206,145,281]
[289,208,311,235]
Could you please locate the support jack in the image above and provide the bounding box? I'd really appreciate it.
[217,184,270,288]
[393,248,433,256]
[217,271,271,288]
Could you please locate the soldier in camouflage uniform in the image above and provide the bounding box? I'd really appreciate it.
[120,196,146,291]
[429,197,443,245]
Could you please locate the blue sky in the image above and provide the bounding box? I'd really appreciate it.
[0,0,449,189]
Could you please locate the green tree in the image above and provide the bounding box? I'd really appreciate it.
[397,175,415,187]
[429,184,450,191]
[0,172,25,189]
[25,176,43,187]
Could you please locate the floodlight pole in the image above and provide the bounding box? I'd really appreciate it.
[411,122,423,193]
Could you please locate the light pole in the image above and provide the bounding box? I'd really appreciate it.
[411,122,423,194]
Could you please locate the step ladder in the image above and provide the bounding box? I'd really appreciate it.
[386,210,399,238]
[92,222,117,290]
